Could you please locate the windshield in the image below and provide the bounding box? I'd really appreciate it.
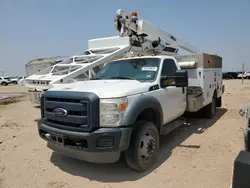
[94,58,160,81]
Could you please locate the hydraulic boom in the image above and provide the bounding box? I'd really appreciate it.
[114,9,200,54]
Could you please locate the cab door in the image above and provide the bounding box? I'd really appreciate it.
[157,58,186,124]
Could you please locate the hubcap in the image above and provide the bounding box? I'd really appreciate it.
[139,132,156,160]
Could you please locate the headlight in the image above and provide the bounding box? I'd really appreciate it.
[100,97,128,127]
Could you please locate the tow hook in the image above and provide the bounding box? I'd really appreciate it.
[45,133,51,141]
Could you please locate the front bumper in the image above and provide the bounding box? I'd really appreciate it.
[38,121,132,163]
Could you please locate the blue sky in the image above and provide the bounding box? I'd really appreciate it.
[1,0,250,76]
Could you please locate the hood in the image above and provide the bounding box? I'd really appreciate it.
[50,80,153,98]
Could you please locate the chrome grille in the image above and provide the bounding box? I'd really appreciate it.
[43,97,89,131]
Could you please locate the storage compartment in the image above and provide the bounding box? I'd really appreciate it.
[175,53,222,69]
[186,87,204,112]
[176,53,223,108]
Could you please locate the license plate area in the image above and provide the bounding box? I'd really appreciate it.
[50,133,64,145]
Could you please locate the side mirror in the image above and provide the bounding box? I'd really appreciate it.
[160,70,188,88]
[239,107,247,117]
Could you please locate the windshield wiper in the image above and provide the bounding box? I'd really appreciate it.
[109,76,135,80]
[90,77,102,80]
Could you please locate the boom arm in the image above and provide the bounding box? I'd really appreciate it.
[114,9,200,54]
[24,8,202,94]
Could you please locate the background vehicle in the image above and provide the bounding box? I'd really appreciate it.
[18,76,26,86]
[237,71,250,79]
[5,76,24,84]
[223,72,238,79]
[223,72,233,79]
[37,9,224,171]
[239,106,250,151]
[0,77,12,86]
[229,108,250,188]
[25,57,68,77]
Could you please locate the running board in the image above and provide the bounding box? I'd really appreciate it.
[160,118,186,135]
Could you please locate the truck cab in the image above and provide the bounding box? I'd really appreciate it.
[38,55,191,171]
[37,51,224,171]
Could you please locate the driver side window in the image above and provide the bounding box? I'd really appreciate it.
[161,59,177,77]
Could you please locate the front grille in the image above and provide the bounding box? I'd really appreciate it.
[43,97,89,131]
[41,91,100,132]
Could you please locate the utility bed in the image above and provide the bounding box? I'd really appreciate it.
[176,53,223,112]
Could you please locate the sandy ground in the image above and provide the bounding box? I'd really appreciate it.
[0,80,249,188]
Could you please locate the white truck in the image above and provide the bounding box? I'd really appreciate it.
[0,77,12,86]
[25,56,68,77]
[24,56,69,103]
[37,9,224,171]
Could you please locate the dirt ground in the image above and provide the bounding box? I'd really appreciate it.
[0,80,249,188]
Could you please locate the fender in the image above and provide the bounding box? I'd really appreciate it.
[121,94,163,126]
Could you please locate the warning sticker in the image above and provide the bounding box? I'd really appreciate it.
[141,67,158,71]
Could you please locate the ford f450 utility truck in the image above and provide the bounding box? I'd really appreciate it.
[38,53,224,171]
[37,9,224,171]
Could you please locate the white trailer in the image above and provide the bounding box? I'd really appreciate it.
[25,57,67,77]
[37,9,224,171]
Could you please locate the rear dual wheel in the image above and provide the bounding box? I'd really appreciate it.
[204,94,217,118]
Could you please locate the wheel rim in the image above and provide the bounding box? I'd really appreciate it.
[139,131,156,161]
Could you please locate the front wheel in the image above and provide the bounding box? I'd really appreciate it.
[125,121,159,172]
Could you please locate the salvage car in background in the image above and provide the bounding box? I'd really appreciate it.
[0,77,12,86]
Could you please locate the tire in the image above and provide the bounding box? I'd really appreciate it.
[125,120,159,172]
[204,93,217,118]
[13,81,17,84]
[1,82,7,86]
[216,96,222,107]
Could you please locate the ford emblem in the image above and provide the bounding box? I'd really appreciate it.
[53,107,68,117]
